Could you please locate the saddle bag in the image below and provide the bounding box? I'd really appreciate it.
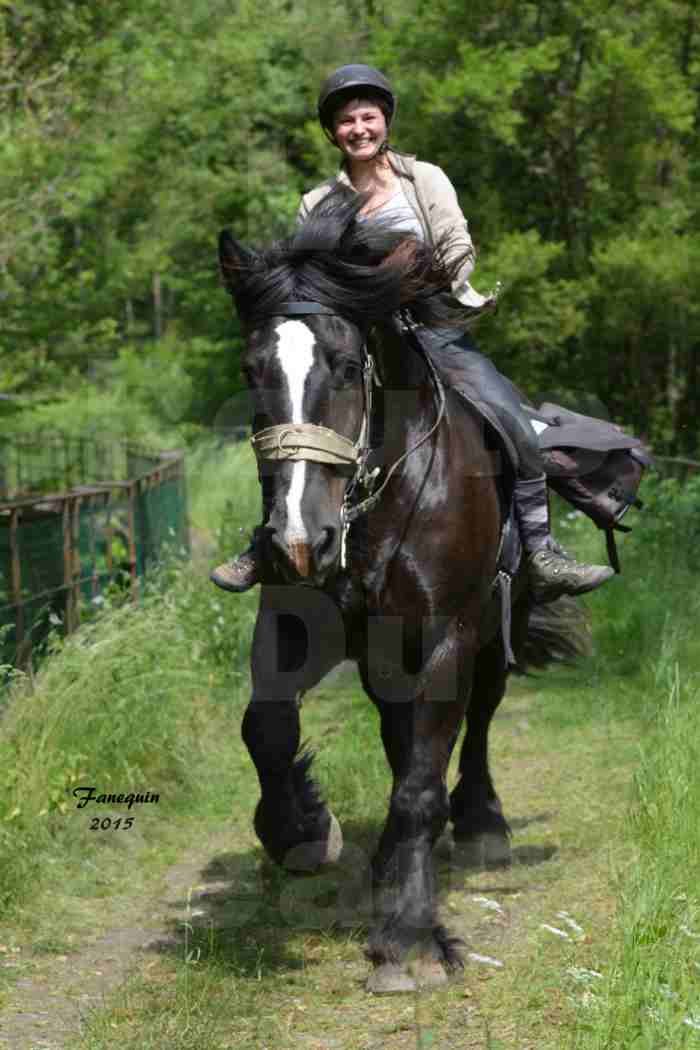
[530,402,653,571]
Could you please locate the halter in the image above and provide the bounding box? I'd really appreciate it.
[247,302,445,568]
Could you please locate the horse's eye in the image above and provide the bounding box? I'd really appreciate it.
[252,413,271,433]
[342,362,361,383]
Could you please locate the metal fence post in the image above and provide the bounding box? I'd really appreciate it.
[9,507,24,664]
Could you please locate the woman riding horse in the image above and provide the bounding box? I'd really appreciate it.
[211,64,613,602]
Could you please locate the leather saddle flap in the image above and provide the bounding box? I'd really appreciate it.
[534,402,648,454]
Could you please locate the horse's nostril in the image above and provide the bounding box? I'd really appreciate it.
[267,525,338,580]
[319,527,335,555]
[313,526,337,568]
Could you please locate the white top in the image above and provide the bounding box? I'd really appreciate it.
[365,186,491,308]
[353,180,495,310]
[367,185,425,241]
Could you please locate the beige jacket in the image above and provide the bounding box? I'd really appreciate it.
[298,149,492,309]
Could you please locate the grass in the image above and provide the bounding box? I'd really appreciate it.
[2,448,700,1047]
[186,436,260,554]
[569,673,700,1049]
[537,481,700,1047]
[0,577,246,915]
[0,439,262,921]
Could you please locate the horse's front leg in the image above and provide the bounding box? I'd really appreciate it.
[363,647,470,993]
[242,585,344,872]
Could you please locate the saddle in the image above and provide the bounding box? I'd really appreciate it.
[490,400,650,666]
[527,402,652,571]
[394,322,651,571]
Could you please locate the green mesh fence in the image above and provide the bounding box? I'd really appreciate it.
[0,436,188,668]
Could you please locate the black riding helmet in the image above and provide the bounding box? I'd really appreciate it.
[317,64,396,145]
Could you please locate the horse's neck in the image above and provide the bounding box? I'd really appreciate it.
[371,320,435,450]
[372,319,429,390]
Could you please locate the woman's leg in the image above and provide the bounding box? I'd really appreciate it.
[420,333,614,602]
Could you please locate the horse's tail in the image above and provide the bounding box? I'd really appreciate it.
[515,595,592,672]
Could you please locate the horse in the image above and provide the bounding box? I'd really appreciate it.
[217,192,588,993]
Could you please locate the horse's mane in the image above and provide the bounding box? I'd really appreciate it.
[224,189,478,331]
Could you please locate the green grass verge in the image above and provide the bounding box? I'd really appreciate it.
[186,437,260,551]
[0,564,258,920]
[541,477,700,1046]
[570,674,700,1049]
[0,437,259,921]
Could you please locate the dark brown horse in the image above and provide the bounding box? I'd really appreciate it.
[218,193,586,993]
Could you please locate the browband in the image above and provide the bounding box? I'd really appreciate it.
[249,301,339,320]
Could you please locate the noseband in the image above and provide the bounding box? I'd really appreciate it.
[247,302,445,567]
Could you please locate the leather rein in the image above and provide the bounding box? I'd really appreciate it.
[247,302,446,568]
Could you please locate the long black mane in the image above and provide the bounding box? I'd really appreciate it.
[220,189,477,331]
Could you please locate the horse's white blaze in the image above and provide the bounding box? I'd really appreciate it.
[275,321,315,543]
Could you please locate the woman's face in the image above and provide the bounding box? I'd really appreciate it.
[332,98,388,161]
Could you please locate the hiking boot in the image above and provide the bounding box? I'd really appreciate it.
[528,545,614,604]
[210,546,259,593]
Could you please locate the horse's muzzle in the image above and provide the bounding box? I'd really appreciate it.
[267,524,341,586]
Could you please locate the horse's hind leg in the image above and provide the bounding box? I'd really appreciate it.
[450,631,511,867]
[242,585,344,872]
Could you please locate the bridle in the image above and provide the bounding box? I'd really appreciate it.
[247,302,446,568]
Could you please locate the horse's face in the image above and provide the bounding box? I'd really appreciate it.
[243,314,366,585]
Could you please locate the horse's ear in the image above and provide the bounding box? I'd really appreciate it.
[218,229,253,296]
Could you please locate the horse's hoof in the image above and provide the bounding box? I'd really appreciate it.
[409,957,449,988]
[283,812,343,873]
[366,963,416,995]
[452,831,512,869]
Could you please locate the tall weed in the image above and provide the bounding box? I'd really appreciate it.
[554,472,700,1046]
[0,558,255,917]
[573,671,700,1048]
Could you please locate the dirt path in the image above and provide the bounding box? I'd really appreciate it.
[0,824,241,1049]
[0,673,637,1050]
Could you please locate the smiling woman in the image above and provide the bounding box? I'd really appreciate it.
[332,100,391,179]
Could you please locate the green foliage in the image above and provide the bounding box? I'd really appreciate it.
[186,437,260,541]
[2,0,700,453]
[529,482,700,1045]
[628,472,700,567]
[2,343,199,445]
[542,471,700,713]
[371,0,700,451]
[0,0,361,424]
